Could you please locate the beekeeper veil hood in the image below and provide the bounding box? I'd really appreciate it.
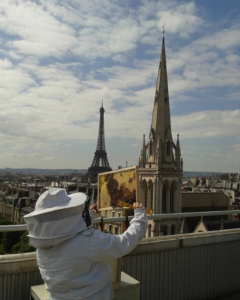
[24,188,91,248]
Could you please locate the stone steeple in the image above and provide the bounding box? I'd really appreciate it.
[139,33,183,237]
[148,36,175,168]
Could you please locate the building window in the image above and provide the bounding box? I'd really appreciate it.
[115,226,118,235]
[163,225,168,235]
[155,91,158,103]
[167,140,170,156]
[162,184,167,212]
[170,185,174,212]
[104,210,108,218]
[149,164,151,169]
[171,225,175,235]
[165,89,168,102]
[150,140,153,156]
[118,212,121,217]
[109,224,112,233]
[144,183,148,208]
[112,211,115,218]
[148,224,152,238]
[151,185,153,209]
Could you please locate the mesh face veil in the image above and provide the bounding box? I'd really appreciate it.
[82,196,91,227]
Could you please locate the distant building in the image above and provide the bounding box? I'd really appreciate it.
[181,192,229,233]
[14,197,35,225]
[2,194,18,223]
[194,218,240,233]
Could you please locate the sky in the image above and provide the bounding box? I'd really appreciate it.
[0,0,240,173]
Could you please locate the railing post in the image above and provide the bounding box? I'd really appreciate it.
[98,217,104,232]
[123,214,130,232]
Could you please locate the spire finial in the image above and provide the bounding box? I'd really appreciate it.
[177,134,179,139]
[162,25,165,38]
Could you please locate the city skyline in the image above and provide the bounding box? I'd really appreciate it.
[0,0,239,172]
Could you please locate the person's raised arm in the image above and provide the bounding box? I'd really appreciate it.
[91,202,148,262]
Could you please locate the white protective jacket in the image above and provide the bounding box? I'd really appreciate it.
[27,207,147,300]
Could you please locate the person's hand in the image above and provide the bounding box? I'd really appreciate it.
[133,202,144,209]
[90,204,99,213]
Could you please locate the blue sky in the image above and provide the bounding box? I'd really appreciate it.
[0,0,240,172]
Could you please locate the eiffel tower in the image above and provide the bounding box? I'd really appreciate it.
[87,103,112,177]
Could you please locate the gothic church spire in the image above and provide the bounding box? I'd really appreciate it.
[148,35,174,167]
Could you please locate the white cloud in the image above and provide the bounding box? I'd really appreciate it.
[166,26,240,99]
[227,91,240,101]
[44,156,56,161]
[0,0,77,57]
[0,58,13,69]
[0,66,35,101]
[172,110,240,139]
[194,28,240,51]
[112,54,127,63]
[157,2,203,38]
[233,144,240,152]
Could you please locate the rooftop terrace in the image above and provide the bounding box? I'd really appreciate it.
[1,211,240,300]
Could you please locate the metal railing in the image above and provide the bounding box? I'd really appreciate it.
[1,209,240,232]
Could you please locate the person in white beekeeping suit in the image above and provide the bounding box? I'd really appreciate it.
[24,188,147,300]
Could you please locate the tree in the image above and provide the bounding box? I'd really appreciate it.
[0,244,5,255]
[12,232,35,254]
[0,215,26,254]
[0,214,34,254]
[1,230,23,254]
[0,219,13,244]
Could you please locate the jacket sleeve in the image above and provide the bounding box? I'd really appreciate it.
[91,208,148,262]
